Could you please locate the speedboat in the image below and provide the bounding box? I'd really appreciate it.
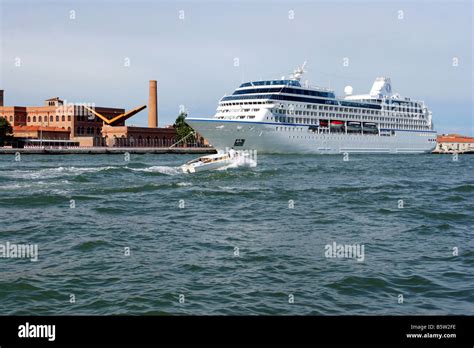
[180,152,234,173]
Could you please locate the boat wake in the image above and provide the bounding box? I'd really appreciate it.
[216,154,257,171]
[5,166,119,179]
[4,159,255,180]
[129,166,182,175]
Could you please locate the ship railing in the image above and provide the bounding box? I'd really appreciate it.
[306,85,334,92]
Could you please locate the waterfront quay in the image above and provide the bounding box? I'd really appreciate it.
[0,146,216,155]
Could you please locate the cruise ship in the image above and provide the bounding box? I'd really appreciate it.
[186,63,437,154]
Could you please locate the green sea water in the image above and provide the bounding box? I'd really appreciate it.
[0,153,473,315]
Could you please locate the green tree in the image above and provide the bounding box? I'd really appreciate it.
[173,112,195,143]
[0,118,13,146]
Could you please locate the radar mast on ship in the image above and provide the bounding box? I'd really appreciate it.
[290,61,307,81]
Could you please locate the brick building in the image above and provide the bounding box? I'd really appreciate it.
[0,84,203,148]
[0,95,124,138]
[12,125,70,140]
[101,125,177,147]
[0,92,128,146]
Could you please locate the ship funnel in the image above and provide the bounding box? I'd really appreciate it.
[370,77,392,97]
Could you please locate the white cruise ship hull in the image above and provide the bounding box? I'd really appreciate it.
[187,118,437,154]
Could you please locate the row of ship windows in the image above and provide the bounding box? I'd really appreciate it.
[273,128,435,139]
[271,127,382,137]
[272,114,426,124]
[217,103,422,116]
[222,94,427,111]
[219,108,260,113]
[348,99,422,108]
[279,136,435,141]
[239,80,301,88]
[287,105,422,116]
[284,135,380,139]
[217,111,425,123]
[272,108,424,119]
[220,97,422,114]
[221,101,272,107]
[233,88,423,109]
[237,115,255,119]
[216,115,257,120]
[216,113,428,129]
[233,87,335,99]
[270,121,427,130]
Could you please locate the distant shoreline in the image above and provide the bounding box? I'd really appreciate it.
[0,147,216,155]
[1,147,473,155]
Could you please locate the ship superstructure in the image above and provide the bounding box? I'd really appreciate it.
[186,63,437,154]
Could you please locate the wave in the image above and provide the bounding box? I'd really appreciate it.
[417,210,471,221]
[0,180,72,190]
[129,166,181,175]
[95,181,192,194]
[0,194,70,206]
[2,165,183,180]
[333,186,365,193]
[442,195,466,202]
[73,240,111,251]
[1,158,255,181]
[327,276,393,294]
[0,183,26,190]
[5,166,120,179]
[217,185,262,191]
[451,184,474,193]
[176,182,192,187]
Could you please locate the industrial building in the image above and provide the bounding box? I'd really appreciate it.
[99,80,177,147]
[0,90,126,146]
[0,81,190,147]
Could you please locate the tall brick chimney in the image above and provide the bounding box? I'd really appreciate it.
[148,80,157,128]
[0,90,4,107]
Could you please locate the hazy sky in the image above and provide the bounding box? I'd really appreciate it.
[1,0,472,135]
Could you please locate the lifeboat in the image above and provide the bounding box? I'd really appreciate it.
[347,121,361,132]
[363,122,379,134]
[319,120,329,127]
[363,122,377,127]
[330,120,344,128]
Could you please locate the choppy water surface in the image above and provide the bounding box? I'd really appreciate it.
[0,153,473,315]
